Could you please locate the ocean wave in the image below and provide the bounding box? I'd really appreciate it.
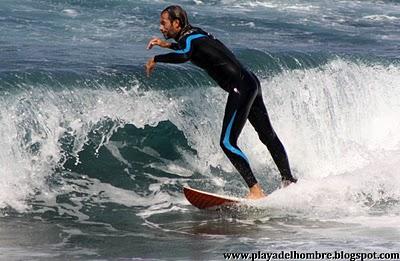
[0,57,399,220]
[362,14,399,21]
[4,51,395,93]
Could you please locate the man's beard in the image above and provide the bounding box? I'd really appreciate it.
[162,31,172,40]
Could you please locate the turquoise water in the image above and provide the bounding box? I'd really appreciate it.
[1,0,400,260]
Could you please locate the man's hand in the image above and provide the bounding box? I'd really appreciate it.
[146,37,171,49]
[145,57,156,77]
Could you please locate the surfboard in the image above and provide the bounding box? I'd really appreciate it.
[183,186,243,209]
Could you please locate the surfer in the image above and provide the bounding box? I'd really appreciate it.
[145,5,297,199]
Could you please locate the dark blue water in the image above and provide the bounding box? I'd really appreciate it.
[1,0,400,260]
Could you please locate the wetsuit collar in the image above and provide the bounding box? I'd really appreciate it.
[174,25,193,41]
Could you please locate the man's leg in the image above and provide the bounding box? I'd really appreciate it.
[247,78,297,185]
[220,82,264,197]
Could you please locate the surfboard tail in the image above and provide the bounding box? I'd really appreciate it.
[183,186,240,209]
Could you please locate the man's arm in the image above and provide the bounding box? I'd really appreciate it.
[145,49,190,77]
[153,34,208,64]
[153,34,200,64]
[146,37,178,50]
[145,34,206,77]
[145,38,178,77]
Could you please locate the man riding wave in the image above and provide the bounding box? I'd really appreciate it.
[145,5,297,199]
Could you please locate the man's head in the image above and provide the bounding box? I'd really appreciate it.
[159,5,189,40]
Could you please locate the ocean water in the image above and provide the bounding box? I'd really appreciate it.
[1,0,400,260]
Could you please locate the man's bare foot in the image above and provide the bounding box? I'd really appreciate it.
[281,177,298,188]
[246,183,266,199]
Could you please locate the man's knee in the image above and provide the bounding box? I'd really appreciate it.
[220,137,232,153]
[219,136,228,151]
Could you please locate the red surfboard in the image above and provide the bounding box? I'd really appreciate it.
[183,186,243,209]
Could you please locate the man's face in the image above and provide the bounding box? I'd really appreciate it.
[159,12,181,39]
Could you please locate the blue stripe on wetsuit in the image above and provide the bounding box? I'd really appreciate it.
[174,34,207,54]
[223,111,249,163]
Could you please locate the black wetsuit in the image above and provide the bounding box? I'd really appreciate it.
[154,27,296,187]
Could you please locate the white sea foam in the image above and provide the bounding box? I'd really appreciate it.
[260,60,400,179]
[363,15,399,21]
[252,154,400,219]
[62,9,79,18]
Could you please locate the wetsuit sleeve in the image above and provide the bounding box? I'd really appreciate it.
[154,34,206,64]
[169,42,179,50]
[154,52,190,63]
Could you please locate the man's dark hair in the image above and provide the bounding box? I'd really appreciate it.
[161,5,190,29]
